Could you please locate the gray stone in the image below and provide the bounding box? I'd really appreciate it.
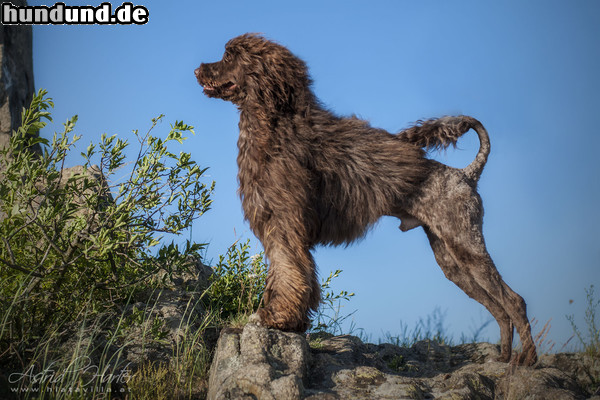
[123,258,214,366]
[207,323,308,400]
[208,329,598,399]
[0,0,35,150]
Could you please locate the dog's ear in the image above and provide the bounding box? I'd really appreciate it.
[245,39,313,114]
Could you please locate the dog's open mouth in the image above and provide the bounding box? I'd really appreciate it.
[202,81,237,94]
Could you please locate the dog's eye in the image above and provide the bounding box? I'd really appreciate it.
[223,51,232,62]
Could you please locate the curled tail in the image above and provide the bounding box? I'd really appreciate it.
[400,115,490,181]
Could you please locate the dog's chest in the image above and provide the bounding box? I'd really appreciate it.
[236,126,273,231]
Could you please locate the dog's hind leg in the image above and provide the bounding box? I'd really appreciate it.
[402,164,536,365]
[428,213,537,365]
[423,227,515,362]
[443,232,536,365]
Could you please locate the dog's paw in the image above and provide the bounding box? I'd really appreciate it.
[248,312,264,326]
[494,352,511,363]
[252,307,310,332]
[514,345,538,366]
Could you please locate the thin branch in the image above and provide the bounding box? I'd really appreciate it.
[0,257,43,278]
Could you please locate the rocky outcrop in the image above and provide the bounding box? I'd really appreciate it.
[208,323,309,400]
[120,257,215,366]
[0,0,35,150]
[56,257,215,372]
[208,323,599,399]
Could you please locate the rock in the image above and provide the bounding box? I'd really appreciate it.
[540,352,600,396]
[496,366,583,400]
[0,0,35,226]
[123,258,215,366]
[208,327,598,399]
[0,0,35,150]
[50,256,214,375]
[59,164,112,207]
[207,323,308,400]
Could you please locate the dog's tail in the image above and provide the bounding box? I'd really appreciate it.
[400,115,490,181]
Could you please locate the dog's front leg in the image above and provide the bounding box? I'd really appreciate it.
[251,227,320,332]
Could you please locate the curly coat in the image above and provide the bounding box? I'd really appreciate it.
[195,33,536,365]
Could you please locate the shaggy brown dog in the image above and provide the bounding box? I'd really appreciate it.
[195,33,537,365]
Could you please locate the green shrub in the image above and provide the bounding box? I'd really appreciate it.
[310,269,355,335]
[0,89,214,367]
[207,240,267,321]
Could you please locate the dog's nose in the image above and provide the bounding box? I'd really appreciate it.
[194,67,201,79]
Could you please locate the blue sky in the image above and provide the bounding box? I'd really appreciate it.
[30,0,599,348]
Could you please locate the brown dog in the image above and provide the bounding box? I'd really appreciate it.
[195,33,537,365]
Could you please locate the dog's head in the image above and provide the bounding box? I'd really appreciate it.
[195,33,313,113]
